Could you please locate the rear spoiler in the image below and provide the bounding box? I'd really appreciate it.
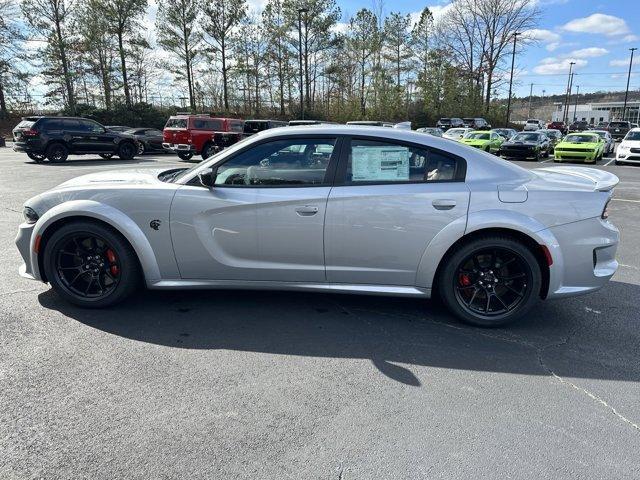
[533,166,619,192]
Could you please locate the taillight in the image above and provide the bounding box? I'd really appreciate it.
[22,129,39,137]
[602,199,611,219]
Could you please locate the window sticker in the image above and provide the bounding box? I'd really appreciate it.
[352,145,410,181]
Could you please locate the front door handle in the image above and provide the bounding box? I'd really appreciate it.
[295,205,319,216]
[432,199,457,210]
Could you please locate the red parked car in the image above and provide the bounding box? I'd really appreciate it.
[162,114,244,160]
[546,121,567,134]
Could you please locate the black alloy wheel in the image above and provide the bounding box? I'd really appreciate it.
[439,235,541,327]
[118,142,136,160]
[178,152,194,161]
[138,142,145,155]
[44,221,140,307]
[46,143,69,163]
[202,143,217,160]
[99,153,114,159]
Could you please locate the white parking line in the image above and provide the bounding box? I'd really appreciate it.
[603,158,616,166]
[540,158,553,163]
[611,198,640,203]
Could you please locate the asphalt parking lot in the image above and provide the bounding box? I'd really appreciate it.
[1,145,639,479]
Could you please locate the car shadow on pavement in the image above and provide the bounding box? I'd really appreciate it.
[27,157,160,167]
[38,280,640,387]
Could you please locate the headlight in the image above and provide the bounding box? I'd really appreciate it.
[23,206,39,224]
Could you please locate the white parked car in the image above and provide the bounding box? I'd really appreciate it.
[588,130,615,156]
[16,126,619,327]
[443,127,474,140]
[523,119,545,131]
[616,127,640,165]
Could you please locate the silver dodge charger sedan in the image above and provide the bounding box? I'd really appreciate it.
[16,126,619,327]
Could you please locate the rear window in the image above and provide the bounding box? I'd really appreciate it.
[244,121,268,134]
[439,118,451,122]
[165,118,188,129]
[16,120,36,129]
[229,120,244,133]
[609,122,629,128]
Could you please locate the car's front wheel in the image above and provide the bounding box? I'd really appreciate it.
[43,221,141,308]
[178,152,194,161]
[46,143,69,163]
[118,142,136,160]
[99,153,113,159]
[438,235,542,327]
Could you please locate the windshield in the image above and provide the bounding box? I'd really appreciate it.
[526,120,539,124]
[165,118,188,129]
[465,132,490,140]
[447,129,464,135]
[439,118,451,122]
[512,133,540,142]
[624,131,640,141]
[565,134,599,143]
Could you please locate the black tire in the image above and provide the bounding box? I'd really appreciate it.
[118,141,136,160]
[438,235,542,327]
[27,152,46,163]
[46,143,69,163]
[201,142,217,160]
[43,221,141,308]
[99,153,113,159]
[178,152,194,161]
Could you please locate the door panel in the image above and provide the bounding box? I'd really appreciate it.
[170,186,330,281]
[325,183,469,285]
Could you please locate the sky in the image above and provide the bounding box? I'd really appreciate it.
[23,0,640,105]
[332,0,640,98]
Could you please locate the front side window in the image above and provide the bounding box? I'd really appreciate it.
[345,139,458,183]
[214,138,336,186]
[165,118,187,129]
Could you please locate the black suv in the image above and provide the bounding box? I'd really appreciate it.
[462,117,491,129]
[568,120,589,132]
[436,117,464,130]
[12,116,139,163]
[607,121,631,141]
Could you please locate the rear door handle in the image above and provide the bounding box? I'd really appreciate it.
[432,199,457,210]
[295,205,319,216]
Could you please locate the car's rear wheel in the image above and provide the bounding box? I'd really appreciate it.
[46,143,69,163]
[99,153,113,159]
[202,142,217,160]
[43,221,141,308]
[178,152,194,161]
[27,152,46,162]
[438,235,541,327]
[118,142,136,160]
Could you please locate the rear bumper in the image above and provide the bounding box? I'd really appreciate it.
[162,143,194,152]
[544,216,619,299]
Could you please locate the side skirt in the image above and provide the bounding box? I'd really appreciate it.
[148,279,431,298]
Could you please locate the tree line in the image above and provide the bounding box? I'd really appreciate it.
[0,0,539,125]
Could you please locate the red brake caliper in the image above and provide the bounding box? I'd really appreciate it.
[458,273,471,286]
[106,249,119,276]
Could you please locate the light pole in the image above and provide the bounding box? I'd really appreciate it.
[298,8,308,119]
[623,47,637,122]
[563,62,575,124]
[505,32,520,127]
[573,85,580,122]
[527,83,533,118]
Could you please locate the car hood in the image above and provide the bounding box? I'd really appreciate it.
[503,141,538,147]
[460,138,489,144]
[56,168,168,189]
[529,166,619,192]
[620,140,640,148]
[556,141,599,148]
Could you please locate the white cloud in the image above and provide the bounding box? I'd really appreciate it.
[566,47,608,59]
[521,28,561,44]
[561,14,630,37]
[533,57,588,75]
[610,58,632,67]
[331,22,350,35]
[546,42,560,52]
[409,4,453,28]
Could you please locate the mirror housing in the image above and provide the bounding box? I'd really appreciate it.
[198,167,217,188]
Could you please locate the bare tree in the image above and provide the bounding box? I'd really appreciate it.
[156,0,202,110]
[202,0,247,111]
[348,9,378,116]
[21,0,76,112]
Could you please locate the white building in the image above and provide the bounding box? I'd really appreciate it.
[551,100,640,124]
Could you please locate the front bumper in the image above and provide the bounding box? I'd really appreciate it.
[616,150,640,163]
[500,148,538,159]
[554,150,597,162]
[15,222,39,281]
[545,216,619,298]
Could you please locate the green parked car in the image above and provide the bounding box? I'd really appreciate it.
[458,130,503,153]
[554,133,605,164]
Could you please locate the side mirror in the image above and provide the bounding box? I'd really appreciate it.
[198,167,217,188]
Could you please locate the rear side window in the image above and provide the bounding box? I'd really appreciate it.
[345,139,458,183]
[16,120,36,129]
[165,118,188,129]
[193,119,223,130]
